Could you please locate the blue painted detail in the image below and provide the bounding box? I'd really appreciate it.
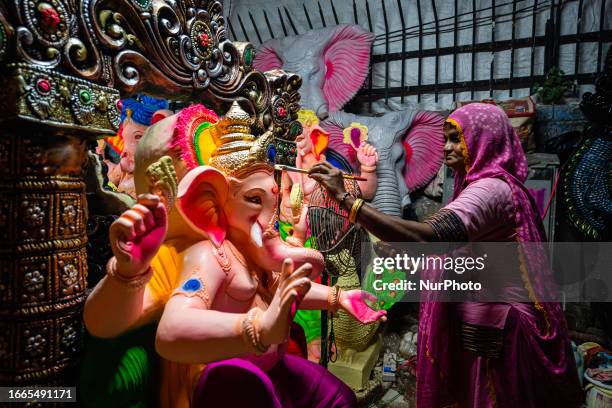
[182,278,202,292]
[274,220,280,231]
[267,144,276,162]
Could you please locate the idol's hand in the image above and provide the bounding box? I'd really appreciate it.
[109,194,168,277]
[307,161,347,203]
[340,289,387,324]
[259,259,312,346]
[286,204,309,247]
[357,142,378,168]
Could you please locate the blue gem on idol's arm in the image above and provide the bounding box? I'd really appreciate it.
[182,278,202,292]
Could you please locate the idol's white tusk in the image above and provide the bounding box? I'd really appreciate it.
[251,222,263,247]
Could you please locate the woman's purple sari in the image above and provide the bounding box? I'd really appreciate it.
[417,103,582,407]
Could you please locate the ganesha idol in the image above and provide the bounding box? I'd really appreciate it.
[280,109,379,247]
[104,95,171,197]
[83,101,386,407]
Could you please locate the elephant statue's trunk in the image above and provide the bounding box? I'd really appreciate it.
[371,154,403,217]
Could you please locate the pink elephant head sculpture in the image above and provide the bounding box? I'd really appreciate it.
[254,24,374,119]
[323,110,445,217]
[176,165,324,278]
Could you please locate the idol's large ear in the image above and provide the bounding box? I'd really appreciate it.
[402,111,445,191]
[253,43,283,72]
[176,166,229,247]
[309,125,330,161]
[322,25,375,112]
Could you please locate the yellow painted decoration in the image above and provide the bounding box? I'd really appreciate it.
[342,122,369,149]
[297,109,319,127]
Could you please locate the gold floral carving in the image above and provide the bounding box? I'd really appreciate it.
[146,155,178,210]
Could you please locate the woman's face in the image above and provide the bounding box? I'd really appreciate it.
[443,122,466,173]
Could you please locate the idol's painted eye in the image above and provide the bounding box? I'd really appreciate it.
[245,195,262,205]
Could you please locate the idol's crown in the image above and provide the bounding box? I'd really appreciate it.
[209,101,273,176]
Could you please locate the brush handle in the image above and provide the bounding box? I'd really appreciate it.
[343,175,368,181]
[276,165,368,182]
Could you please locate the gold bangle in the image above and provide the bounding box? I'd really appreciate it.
[360,164,377,173]
[328,286,342,313]
[241,308,269,354]
[348,198,365,223]
[106,257,152,292]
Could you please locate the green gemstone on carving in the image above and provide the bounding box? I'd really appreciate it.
[289,122,302,137]
[136,0,150,7]
[244,48,253,66]
[79,89,92,105]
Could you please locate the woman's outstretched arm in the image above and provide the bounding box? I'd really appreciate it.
[308,162,437,243]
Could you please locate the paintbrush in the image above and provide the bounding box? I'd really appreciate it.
[274,164,368,181]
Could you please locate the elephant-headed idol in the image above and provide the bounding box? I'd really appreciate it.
[84,101,386,407]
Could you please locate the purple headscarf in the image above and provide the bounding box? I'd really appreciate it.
[416,103,581,407]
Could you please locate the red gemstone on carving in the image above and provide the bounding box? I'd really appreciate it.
[199,33,210,47]
[277,107,287,118]
[116,99,123,112]
[36,79,51,94]
[40,7,61,30]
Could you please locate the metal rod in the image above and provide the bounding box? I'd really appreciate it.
[453,0,458,100]
[319,1,327,27]
[490,0,496,98]
[353,72,600,99]
[303,3,314,30]
[263,10,275,39]
[369,30,612,63]
[381,0,390,106]
[597,0,606,74]
[248,11,263,44]
[236,13,251,43]
[575,0,583,82]
[331,0,340,25]
[432,0,440,102]
[471,0,477,99]
[530,0,539,91]
[353,0,359,25]
[374,0,545,43]
[366,0,373,112]
[320,270,329,368]
[544,0,555,73]
[374,1,552,46]
[397,0,407,103]
[284,6,299,35]
[509,0,517,96]
[228,19,238,41]
[278,7,288,37]
[417,0,424,103]
[554,0,563,69]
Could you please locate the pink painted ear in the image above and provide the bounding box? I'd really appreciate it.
[323,25,375,112]
[176,166,230,247]
[309,125,329,160]
[253,44,283,72]
[322,121,358,171]
[151,109,173,125]
[402,111,446,190]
